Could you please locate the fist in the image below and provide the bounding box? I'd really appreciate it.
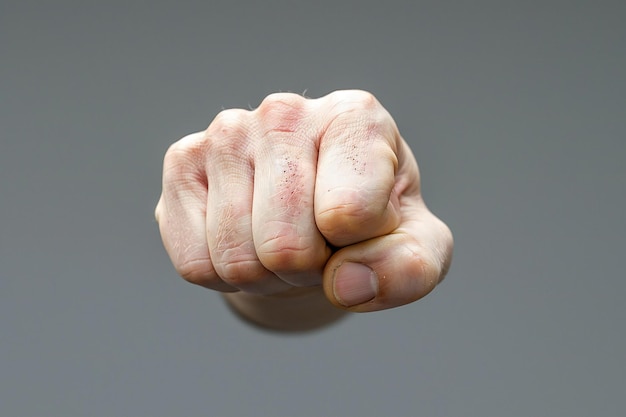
[155,90,453,313]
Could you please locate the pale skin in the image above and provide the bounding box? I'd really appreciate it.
[155,90,454,331]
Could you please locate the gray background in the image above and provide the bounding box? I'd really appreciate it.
[2,1,625,416]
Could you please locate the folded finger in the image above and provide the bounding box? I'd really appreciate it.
[204,110,292,294]
[155,132,237,292]
[314,90,402,247]
[251,94,332,287]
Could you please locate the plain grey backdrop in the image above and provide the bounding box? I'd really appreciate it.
[2,1,625,416]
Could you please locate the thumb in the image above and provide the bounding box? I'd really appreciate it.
[322,203,453,312]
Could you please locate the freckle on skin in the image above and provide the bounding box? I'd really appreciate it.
[273,156,306,218]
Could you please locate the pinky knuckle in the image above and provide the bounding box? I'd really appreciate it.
[161,134,210,189]
[176,258,216,286]
[163,133,206,169]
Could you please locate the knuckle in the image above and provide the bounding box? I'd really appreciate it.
[258,92,307,114]
[154,199,163,222]
[256,235,317,274]
[207,108,250,140]
[332,89,379,109]
[317,202,370,230]
[211,237,267,288]
[322,90,397,151]
[437,219,454,255]
[205,109,252,160]
[163,133,206,167]
[404,239,446,294]
[434,219,454,281]
[177,256,243,292]
[316,208,364,244]
[176,258,216,286]
[215,258,267,289]
[162,133,208,186]
[316,193,385,241]
[255,92,308,134]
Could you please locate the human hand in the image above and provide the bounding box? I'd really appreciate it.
[155,90,453,328]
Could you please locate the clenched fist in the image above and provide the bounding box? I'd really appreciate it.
[155,90,453,331]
